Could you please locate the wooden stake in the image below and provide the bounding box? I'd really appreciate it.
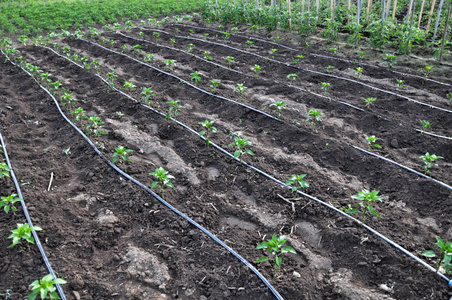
[439,5,451,61]
[366,0,372,22]
[406,0,414,23]
[288,0,292,29]
[392,0,398,19]
[426,0,437,31]
[47,172,54,192]
[418,0,427,27]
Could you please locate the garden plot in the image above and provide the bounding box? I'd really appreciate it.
[0,22,452,300]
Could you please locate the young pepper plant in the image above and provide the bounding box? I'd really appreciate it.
[234,83,247,99]
[26,274,66,300]
[166,100,183,119]
[112,146,133,168]
[256,233,297,280]
[149,167,175,199]
[365,135,382,149]
[0,194,22,214]
[0,162,10,180]
[8,223,42,248]
[269,101,286,119]
[422,237,452,274]
[285,174,309,196]
[344,189,382,222]
[229,137,254,162]
[140,87,156,104]
[199,120,218,147]
[419,153,443,176]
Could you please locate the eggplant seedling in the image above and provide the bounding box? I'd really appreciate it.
[106,72,118,89]
[365,135,382,149]
[210,79,220,93]
[120,44,129,53]
[256,233,297,280]
[132,45,142,54]
[0,194,21,214]
[345,189,382,222]
[287,73,299,82]
[363,97,376,107]
[166,100,183,119]
[223,32,232,40]
[0,162,10,180]
[164,59,176,71]
[319,82,330,94]
[190,72,201,85]
[234,83,247,99]
[122,81,136,92]
[112,146,133,168]
[422,237,452,274]
[357,51,366,59]
[149,167,174,198]
[199,120,218,147]
[71,107,86,125]
[285,174,309,195]
[225,56,235,67]
[252,65,262,77]
[269,101,286,119]
[271,48,278,55]
[419,152,443,176]
[26,274,66,300]
[140,87,156,104]
[229,137,254,162]
[8,223,42,248]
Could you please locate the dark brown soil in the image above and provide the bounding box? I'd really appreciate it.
[1,19,452,300]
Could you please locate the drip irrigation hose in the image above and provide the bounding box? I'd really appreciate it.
[77,38,281,122]
[0,107,67,299]
[3,52,284,300]
[141,27,452,115]
[166,23,452,87]
[12,48,452,290]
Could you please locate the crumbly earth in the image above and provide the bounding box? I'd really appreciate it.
[0,19,452,300]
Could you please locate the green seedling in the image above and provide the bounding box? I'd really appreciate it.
[19,35,28,45]
[383,54,396,68]
[274,36,281,41]
[365,135,382,149]
[186,43,195,53]
[287,73,299,82]
[363,97,376,107]
[446,92,452,105]
[422,237,452,274]
[106,72,118,89]
[421,65,433,77]
[203,51,212,60]
[8,223,42,248]
[0,194,21,214]
[357,51,366,60]
[144,54,156,62]
[116,112,124,118]
[199,120,218,147]
[231,27,238,32]
[245,40,254,48]
[26,274,66,300]
[125,20,134,30]
[60,93,77,110]
[320,82,331,94]
[420,120,432,131]
[251,24,259,32]
[170,38,176,47]
[71,107,86,125]
[0,289,12,299]
[153,32,160,40]
[164,59,176,71]
[306,109,323,131]
[225,56,235,67]
[40,72,52,87]
[223,32,232,40]
[269,101,286,119]
[285,174,309,195]
[132,45,142,54]
[0,162,10,180]
[419,152,443,176]
[234,83,247,99]
[345,189,382,222]
[112,146,133,167]
[229,137,254,162]
[166,100,183,119]
[293,55,304,65]
[395,79,405,90]
[252,65,263,77]
[271,48,278,55]
[121,44,129,53]
[190,72,201,85]
[149,167,174,198]
[61,147,71,156]
[140,87,156,104]
[210,79,220,93]
[138,31,146,40]
[122,81,136,92]
[204,33,209,39]
[188,29,194,34]
[328,47,337,55]
[90,60,102,74]
[355,67,363,77]
[85,116,107,139]
[218,25,224,30]
[70,54,80,61]
[325,65,334,73]
[256,233,297,280]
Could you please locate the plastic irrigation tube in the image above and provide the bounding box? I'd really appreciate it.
[3,53,285,300]
[60,52,452,288]
[163,23,452,88]
[23,45,452,289]
[76,38,281,123]
[0,125,67,298]
[141,27,452,115]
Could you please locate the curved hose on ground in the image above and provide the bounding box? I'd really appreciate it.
[3,52,285,300]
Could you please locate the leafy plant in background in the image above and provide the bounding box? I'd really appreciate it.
[0,194,21,214]
[112,146,133,168]
[199,120,218,147]
[166,100,182,119]
[287,73,299,82]
[8,223,42,248]
[140,87,156,104]
[210,79,220,93]
[285,174,309,196]
[365,135,382,149]
[419,152,443,176]
[269,101,286,119]
[225,56,235,67]
[26,274,66,300]
[363,97,377,107]
[319,82,330,94]
[344,189,382,222]
[229,137,254,162]
[422,237,452,274]
[256,233,297,280]
[383,54,396,68]
[190,72,201,85]
[0,162,10,180]
[149,167,174,198]
[234,83,247,99]
[252,65,262,77]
